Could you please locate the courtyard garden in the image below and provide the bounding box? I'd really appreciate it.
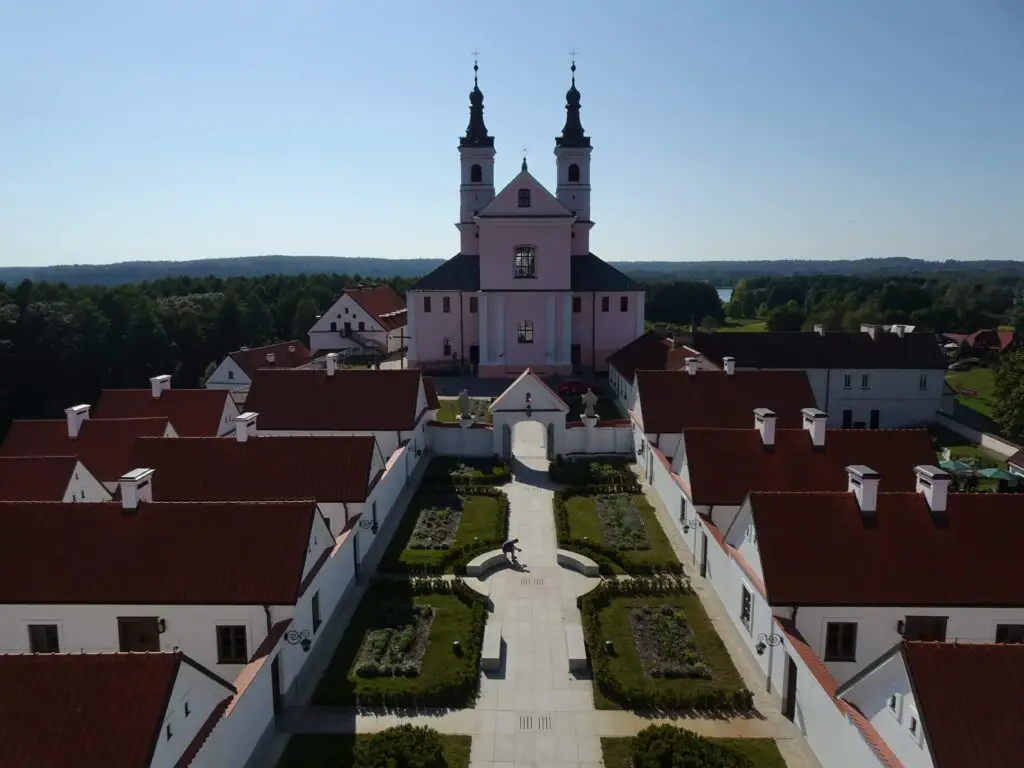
[278,726,471,768]
[549,456,637,487]
[601,727,786,768]
[380,486,509,574]
[580,578,751,712]
[422,456,511,487]
[313,579,486,709]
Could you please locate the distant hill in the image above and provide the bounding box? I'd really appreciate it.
[1,255,1022,288]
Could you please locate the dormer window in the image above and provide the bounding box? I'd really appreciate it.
[518,188,531,207]
[513,247,536,279]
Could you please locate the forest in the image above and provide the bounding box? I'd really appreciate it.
[0,271,1018,438]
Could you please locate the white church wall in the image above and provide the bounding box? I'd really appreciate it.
[427,424,495,456]
[562,424,633,455]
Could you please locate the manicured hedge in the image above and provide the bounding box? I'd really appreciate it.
[549,456,640,490]
[353,725,449,768]
[630,726,755,768]
[423,457,511,487]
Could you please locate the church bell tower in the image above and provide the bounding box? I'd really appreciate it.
[554,61,593,255]
[457,62,495,256]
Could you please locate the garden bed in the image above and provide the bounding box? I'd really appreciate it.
[579,578,751,712]
[313,579,486,709]
[354,605,435,677]
[423,457,510,486]
[278,732,471,768]
[549,457,638,488]
[435,398,493,424]
[596,494,650,550]
[409,505,462,550]
[628,605,710,679]
[600,735,786,768]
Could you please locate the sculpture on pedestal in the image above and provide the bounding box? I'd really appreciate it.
[458,389,471,420]
[582,388,598,419]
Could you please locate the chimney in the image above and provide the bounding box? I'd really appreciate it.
[119,468,155,511]
[150,374,172,399]
[860,324,878,340]
[846,465,879,515]
[234,411,258,443]
[801,408,828,447]
[893,324,906,338]
[915,465,951,514]
[64,404,91,439]
[288,345,296,353]
[684,356,698,375]
[325,352,338,377]
[722,356,736,376]
[813,324,825,337]
[754,408,777,447]
[265,352,276,364]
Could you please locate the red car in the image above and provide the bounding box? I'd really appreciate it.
[558,379,590,396]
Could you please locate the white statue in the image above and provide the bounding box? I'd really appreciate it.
[458,389,471,420]
[582,388,598,419]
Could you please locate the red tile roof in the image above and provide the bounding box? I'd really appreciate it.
[345,285,407,331]
[634,370,817,432]
[902,642,1024,767]
[0,500,320,604]
[94,387,233,437]
[422,376,440,410]
[0,651,232,768]
[0,456,80,501]
[0,417,169,483]
[607,330,694,381]
[749,491,1024,606]
[944,329,1017,353]
[130,435,378,503]
[684,428,936,504]
[229,340,311,378]
[245,368,423,431]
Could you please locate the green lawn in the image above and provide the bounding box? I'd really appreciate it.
[381,491,506,571]
[564,493,679,573]
[718,317,767,332]
[277,734,471,768]
[601,735,786,768]
[435,398,493,423]
[946,366,996,419]
[590,593,744,710]
[312,587,483,707]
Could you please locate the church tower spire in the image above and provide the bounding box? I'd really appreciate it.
[458,58,496,255]
[554,59,594,255]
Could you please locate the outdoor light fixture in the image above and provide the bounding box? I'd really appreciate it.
[359,519,379,535]
[897,620,905,635]
[755,633,783,656]
[157,619,167,634]
[284,629,312,653]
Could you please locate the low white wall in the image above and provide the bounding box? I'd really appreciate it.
[563,423,633,455]
[935,413,1021,459]
[427,424,494,456]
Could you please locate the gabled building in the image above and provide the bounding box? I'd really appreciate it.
[0,651,235,768]
[684,326,949,428]
[405,63,643,377]
[0,455,109,501]
[0,407,172,490]
[205,340,311,391]
[308,284,408,356]
[94,375,239,436]
[130,417,388,538]
[606,330,696,403]
[942,328,1019,357]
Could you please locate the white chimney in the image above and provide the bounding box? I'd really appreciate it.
[326,352,338,377]
[150,374,172,399]
[722,356,736,376]
[893,324,906,338]
[288,345,296,352]
[684,356,698,375]
[119,468,155,511]
[801,408,828,447]
[754,408,777,447]
[64,404,91,439]
[234,411,258,443]
[915,465,951,514]
[265,352,276,364]
[860,324,878,340]
[813,324,825,337]
[846,465,879,515]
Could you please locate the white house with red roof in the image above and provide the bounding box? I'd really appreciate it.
[0,456,109,501]
[205,340,311,391]
[307,284,407,356]
[94,375,239,437]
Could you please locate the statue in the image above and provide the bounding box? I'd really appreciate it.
[582,388,598,419]
[458,389,471,420]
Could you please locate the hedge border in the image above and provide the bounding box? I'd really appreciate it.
[548,456,638,488]
[422,457,512,487]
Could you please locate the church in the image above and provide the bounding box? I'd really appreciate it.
[406,63,645,378]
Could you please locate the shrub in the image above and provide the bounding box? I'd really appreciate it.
[630,725,753,768]
[353,725,448,768]
[423,457,511,487]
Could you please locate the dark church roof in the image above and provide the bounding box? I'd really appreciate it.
[409,253,640,293]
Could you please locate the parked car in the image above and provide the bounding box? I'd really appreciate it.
[558,379,590,396]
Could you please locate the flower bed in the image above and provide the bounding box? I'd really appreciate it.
[628,605,710,679]
[596,494,650,550]
[408,505,462,550]
[354,605,435,677]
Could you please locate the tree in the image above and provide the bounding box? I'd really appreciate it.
[765,300,806,332]
[700,315,720,330]
[994,351,1024,438]
[292,296,320,340]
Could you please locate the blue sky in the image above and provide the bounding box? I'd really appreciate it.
[1,0,1022,266]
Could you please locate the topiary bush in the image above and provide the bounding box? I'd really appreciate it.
[630,725,754,768]
[353,724,448,768]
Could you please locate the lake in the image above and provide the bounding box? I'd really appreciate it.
[716,287,733,303]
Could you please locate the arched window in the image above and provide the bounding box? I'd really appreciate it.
[470,164,482,183]
[568,163,580,183]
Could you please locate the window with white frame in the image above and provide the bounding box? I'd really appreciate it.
[861,373,871,390]
[908,708,923,744]
[919,374,928,390]
[513,246,536,278]
[740,585,753,632]
[887,692,903,720]
[517,320,534,344]
[842,374,852,390]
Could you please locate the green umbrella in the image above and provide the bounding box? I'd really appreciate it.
[977,467,1015,482]
[939,459,973,473]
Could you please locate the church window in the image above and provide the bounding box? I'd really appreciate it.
[568,163,580,183]
[518,189,531,207]
[442,296,451,313]
[517,320,534,344]
[470,164,482,183]
[620,296,628,312]
[469,296,478,313]
[513,247,536,279]
[601,296,609,312]
[423,297,432,313]
[572,296,581,313]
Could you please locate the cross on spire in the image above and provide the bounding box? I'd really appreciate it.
[471,49,480,84]
[521,147,529,171]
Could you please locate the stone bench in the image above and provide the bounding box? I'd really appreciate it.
[565,623,588,673]
[465,550,509,578]
[482,618,502,672]
[556,549,600,577]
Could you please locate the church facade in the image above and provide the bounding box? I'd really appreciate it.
[406,64,645,378]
